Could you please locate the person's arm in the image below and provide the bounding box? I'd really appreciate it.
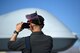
[10,22,23,41]
[10,32,18,41]
[8,22,24,50]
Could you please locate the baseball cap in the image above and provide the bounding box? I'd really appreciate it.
[26,11,44,25]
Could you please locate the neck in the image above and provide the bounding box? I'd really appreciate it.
[32,26,41,32]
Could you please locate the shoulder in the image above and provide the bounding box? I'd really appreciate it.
[45,35,52,39]
[45,35,53,41]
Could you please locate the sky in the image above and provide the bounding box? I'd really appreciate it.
[0,0,80,37]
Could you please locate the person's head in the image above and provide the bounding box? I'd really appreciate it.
[26,12,44,32]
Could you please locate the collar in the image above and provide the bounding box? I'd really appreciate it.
[31,31,44,36]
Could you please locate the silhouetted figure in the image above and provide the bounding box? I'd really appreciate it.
[8,12,53,53]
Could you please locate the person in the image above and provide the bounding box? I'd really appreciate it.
[8,12,53,53]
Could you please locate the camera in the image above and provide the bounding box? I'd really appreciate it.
[21,23,30,29]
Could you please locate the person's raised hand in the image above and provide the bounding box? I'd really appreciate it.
[16,22,23,32]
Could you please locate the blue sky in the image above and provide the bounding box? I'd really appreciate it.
[0,0,80,36]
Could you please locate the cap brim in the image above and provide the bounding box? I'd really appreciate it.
[26,12,38,20]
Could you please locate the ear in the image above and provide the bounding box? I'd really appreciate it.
[29,23,35,30]
[31,23,36,26]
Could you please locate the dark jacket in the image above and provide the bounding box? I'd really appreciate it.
[30,31,53,53]
[8,37,30,53]
[8,31,53,53]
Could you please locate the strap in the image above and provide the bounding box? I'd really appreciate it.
[25,36,30,49]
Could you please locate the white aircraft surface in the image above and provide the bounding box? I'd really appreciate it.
[0,8,77,53]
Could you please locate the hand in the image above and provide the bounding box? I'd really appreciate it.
[16,22,23,32]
